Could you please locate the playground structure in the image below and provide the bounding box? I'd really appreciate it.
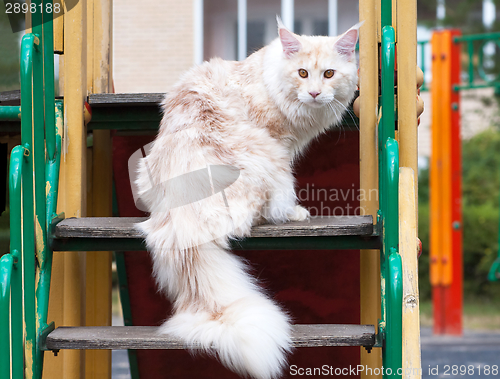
[418,30,500,335]
[0,0,420,378]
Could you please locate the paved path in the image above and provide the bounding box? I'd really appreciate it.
[111,326,500,378]
[421,327,500,379]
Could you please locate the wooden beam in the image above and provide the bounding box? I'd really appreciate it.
[54,216,374,239]
[47,324,376,350]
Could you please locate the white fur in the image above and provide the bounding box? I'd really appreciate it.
[135,20,360,379]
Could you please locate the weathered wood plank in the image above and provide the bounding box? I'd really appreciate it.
[46,324,375,350]
[88,93,164,106]
[54,216,373,239]
[0,90,21,105]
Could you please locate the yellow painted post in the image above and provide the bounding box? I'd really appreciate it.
[399,168,421,379]
[43,0,88,377]
[359,0,382,377]
[396,0,418,211]
[53,0,63,53]
[85,0,113,378]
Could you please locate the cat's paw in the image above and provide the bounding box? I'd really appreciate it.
[288,205,310,222]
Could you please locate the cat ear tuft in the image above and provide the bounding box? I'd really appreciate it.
[334,21,364,59]
[276,15,302,58]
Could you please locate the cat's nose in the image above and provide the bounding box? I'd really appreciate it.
[309,91,320,99]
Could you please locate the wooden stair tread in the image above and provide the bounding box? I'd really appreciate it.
[46,324,376,350]
[88,92,164,106]
[54,216,373,239]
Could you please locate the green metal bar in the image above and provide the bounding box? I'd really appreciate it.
[454,32,500,42]
[20,32,38,379]
[381,26,396,144]
[51,234,381,252]
[0,253,14,379]
[115,251,141,379]
[0,106,21,121]
[384,139,399,253]
[467,41,474,87]
[382,139,401,378]
[46,101,63,236]
[43,0,56,162]
[381,0,392,27]
[379,23,402,378]
[385,248,403,377]
[418,41,429,91]
[9,145,24,379]
[33,7,48,374]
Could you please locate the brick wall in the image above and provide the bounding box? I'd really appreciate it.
[113,0,194,93]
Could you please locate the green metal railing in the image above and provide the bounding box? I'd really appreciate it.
[418,32,500,92]
[379,2,403,376]
[0,1,60,378]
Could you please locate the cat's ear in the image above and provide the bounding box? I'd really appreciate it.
[276,16,302,58]
[334,21,364,59]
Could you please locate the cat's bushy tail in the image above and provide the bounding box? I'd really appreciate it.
[137,216,292,379]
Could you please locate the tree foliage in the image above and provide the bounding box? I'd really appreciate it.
[419,129,500,300]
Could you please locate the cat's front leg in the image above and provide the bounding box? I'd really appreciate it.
[263,180,310,223]
[288,204,310,221]
[264,194,310,223]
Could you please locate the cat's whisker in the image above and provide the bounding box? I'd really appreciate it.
[331,98,359,131]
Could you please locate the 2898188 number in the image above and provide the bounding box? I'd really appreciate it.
[443,365,499,376]
[5,2,62,14]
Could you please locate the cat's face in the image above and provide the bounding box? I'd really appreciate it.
[277,21,360,109]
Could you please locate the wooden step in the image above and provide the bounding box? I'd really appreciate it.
[55,216,373,239]
[45,324,376,350]
[0,91,359,132]
[51,216,379,251]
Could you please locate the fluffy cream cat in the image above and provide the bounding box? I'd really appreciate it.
[135,18,361,379]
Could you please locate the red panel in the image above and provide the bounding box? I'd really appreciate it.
[430,29,463,335]
[112,129,361,378]
[446,29,463,335]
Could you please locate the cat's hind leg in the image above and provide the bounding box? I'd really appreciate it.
[137,175,292,379]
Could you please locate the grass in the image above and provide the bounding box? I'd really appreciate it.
[420,298,500,331]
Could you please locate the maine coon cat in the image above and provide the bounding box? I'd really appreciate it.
[135,18,361,379]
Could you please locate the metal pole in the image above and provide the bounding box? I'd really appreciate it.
[281,0,294,32]
[194,0,204,64]
[237,0,247,61]
[437,0,445,23]
[328,0,338,36]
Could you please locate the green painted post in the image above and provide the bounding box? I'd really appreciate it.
[381,0,392,27]
[20,33,38,379]
[381,26,396,144]
[383,139,402,378]
[9,146,24,379]
[379,24,402,378]
[44,0,56,162]
[0,254,14,379]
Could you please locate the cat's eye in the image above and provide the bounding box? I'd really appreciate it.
[298,69,308,78]
[324,69,335,79]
